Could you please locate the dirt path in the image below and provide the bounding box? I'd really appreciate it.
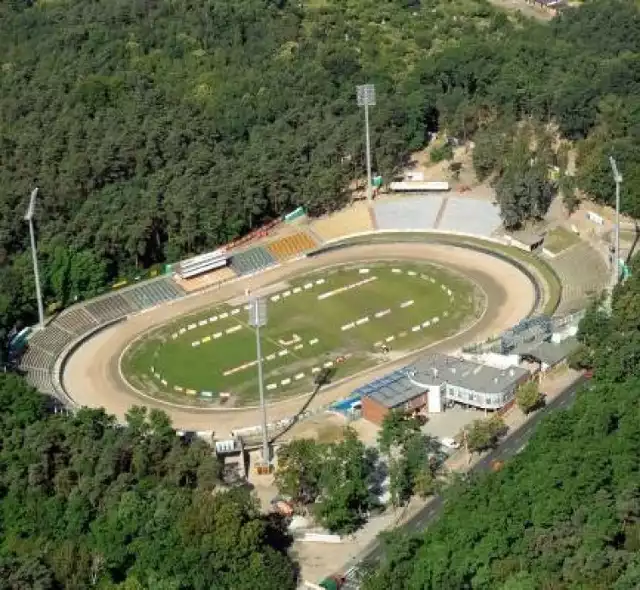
[63,243,535,434]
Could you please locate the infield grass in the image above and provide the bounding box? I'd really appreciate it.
[122,262,480,406]
[325,232,562,315]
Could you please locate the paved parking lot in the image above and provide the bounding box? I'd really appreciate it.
[421,405,487,440]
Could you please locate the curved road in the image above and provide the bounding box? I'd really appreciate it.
[63,243,535,434]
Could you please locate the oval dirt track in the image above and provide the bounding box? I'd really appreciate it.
[63,243,535,434]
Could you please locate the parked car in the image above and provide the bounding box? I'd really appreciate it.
[440,437,460,450]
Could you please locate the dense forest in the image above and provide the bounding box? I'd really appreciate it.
[362,254,640,589]
[0,0,639,338]
[0,378,297,589]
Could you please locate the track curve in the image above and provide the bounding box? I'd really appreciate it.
[63,243,536,434]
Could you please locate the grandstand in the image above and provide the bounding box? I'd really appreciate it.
[28,323,74,356]
[20,345,55,370]
[84,293,136,323]
[121,277,185,310]
[229,246,276,276]
[310,201,373,241]
[20,276,188,400]
[176,249,228,280]
[82,277,185,324]
[266,231,317,262]
[55,307,99,336]
[437,198,502,236]
[373,195,444,230]
[25,368,56,395]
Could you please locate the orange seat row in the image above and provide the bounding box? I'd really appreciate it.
[267,232,317,261]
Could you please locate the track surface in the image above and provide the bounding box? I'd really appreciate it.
[63,243,535,434]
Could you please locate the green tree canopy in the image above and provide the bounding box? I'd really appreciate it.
[0,375,297,589]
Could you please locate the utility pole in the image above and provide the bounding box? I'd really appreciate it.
[249,297,270,468]
[356,84,376,203]
[609,156,623,290]
[24,188,45,330]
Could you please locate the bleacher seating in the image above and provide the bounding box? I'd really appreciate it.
[266,231,317,262]
[373,195,444,230]
[20,345,55,370]
[122,277,185,311]
[28,323,74,356]
[25,368,56,395]
[311,202,374,241]
[437,198,502,237]
[229,247,276,276]
[84,293,136,323]
[55,307,99,336]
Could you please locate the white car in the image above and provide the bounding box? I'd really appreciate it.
[440,437,460,450]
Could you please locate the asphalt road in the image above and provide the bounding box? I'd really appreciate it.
[341,375,587,588]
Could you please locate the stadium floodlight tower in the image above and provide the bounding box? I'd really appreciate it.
[609,156,623,289]
[356,84,376,203]
[24,188,45,330]
[249,297,270,467]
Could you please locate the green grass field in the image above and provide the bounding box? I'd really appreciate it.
[122,262,480,407]
[544,227,581,254]
[328,232,562,315]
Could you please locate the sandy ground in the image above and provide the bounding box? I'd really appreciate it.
[63,243,535,434]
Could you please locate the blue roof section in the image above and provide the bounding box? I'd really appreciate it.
[352,366,411,398]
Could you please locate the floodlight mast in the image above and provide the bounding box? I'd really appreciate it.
[609,156,622,289]
[24,188,45,330]
[249,298,270,465]
[356,84,376,203]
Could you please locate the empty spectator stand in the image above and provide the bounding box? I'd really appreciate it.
[27,322,74,357]
[25,368,57,395]
[20,344,56,371]
[55,307,99,337]
[266,231,317,262]
[229,246,276,276]
[176,249,228,280]
[84,293,137,324]
[373,195,445,231]
[83,277,185,323]
[121,277,185,310]
[437,198,502,237]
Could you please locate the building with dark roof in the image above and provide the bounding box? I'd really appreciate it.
[360,354,530,425]
[516,336,580,372]
[506,230,544,253]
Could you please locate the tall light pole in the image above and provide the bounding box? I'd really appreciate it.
[609,156,622,288]
[249,297,270,467]
[356,84,376,203]
[24,188,45,330]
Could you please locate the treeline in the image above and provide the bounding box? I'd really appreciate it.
[1,0,639,329]
[0,378,297,589]
[362,255,640,589]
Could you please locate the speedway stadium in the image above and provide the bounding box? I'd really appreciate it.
[18,194,607,440]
